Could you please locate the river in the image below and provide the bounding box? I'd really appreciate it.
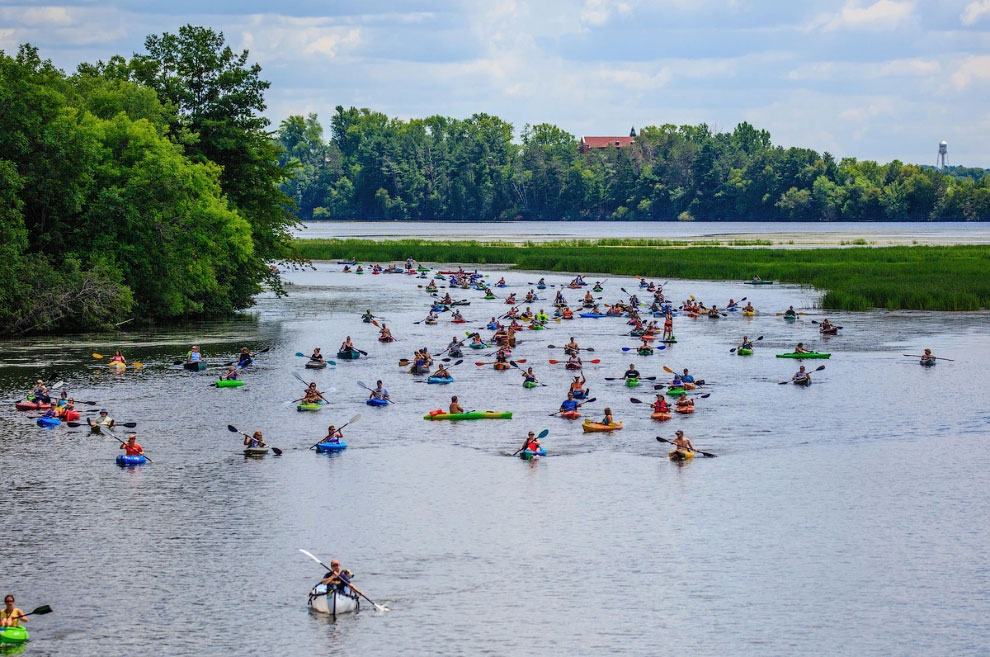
[1,264,987,656]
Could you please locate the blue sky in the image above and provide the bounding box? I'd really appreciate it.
[2,0,990,165]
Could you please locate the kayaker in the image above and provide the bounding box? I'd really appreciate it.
[601,407,616,426]
[221,365,239,381]
[449,396,464,414]
[681,369,695,384]
[726,298,738,309]
[369,380,390,402]
[554,291,566,304]
[433,363,451,379]
[442,293,453,305]
[324,425,343,444]
[653,394,670,413]
[662,312,674,340]
[584,291,594,303]
[356,265,364,273]
[521,432,541,453]
[739,336,754,350]
[506,293,516,304]
[560,392,579,414]
[244,430,266,448]
[675,393,694,409]
[56,398,76,419]
[743,302,755,313]
[794,342,811,354]
[707,305,720,317]
[378,324,393,342]
[591,305,602,314]
[339,337,356,354]
[470,333,484,346]
[564,337,580,354]
[670,373,683,388]
[425,311,438,324]
[494,349,509,366]
[110,350,127,364]
[1,595,26,628]
[320,559,352,593]
[496,277,506,286]
[792,366,810,384]
[525,290,535,303]
[56,390,69,407]
[921,348,936,364]
[522,367,537,384]
[537,277,546,287]
[31,380,51,406]
[446,337,463,356]
[566,353,582,369]
[121,433,145,456]
[536,309,549,323]
[40,405,58,420]
[752,275,762,282]
[342,265,351,272]
[671,430,695,453]
[236,348,253,367]
[90,409,115,429]
[639,338,652,353]
[820,318,834,332]
[310,348,325,363]
[783,305,797,318]
[302,383,325,404]
[569,374,587,395]
[187,346,203,362]
[451,309,463,321]
[622,364,640,380]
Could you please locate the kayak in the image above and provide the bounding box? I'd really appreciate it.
[793,376,812,386]
[486,323,500,330]
[572,390,587,400]
[309,586,360,616]
[0,626,29,644]
[379,336,396,342]
[520,448,547,459]
[651,412,671,421]
[484,295,496,300]
[666,387,686,396]
[216,380,244,388]
[579,313,608,318]
[661,337,677,344]
[16,401,50,411]
[37,416,61,427]
[592,287,603,292]
[536,285,547,290]
[776,352,830,359]
[582,420,623,433]
[116,454,147,466]
[560,410,581,420]
[469,343,488,349]
[451,319,466,324]
[782,315,797,321]
[366,398,389,406]
[737,348,753,356]
[494,362,511,370]
[428,376,454,384]
[637,348,653,356]
[423,411,513,421]
[315,441,347,452]
[409,365,430,374]
[63,409,81,421]
[669,449,695,460]
[528,324,544,330]
[297,403,324,412]
[424,319,438,325]
[337,260,358,265]
[742,311,756,316]
[305,360,327,369]
[244,447,270,456]
[109,361,126,370]
[920,359,936,367]
[820,327,838,335]
[565,363,582,370]
[237,359,253,368]
[336,350,360,360]
[626,378,641,387]
[523,381,539,388]
[674,406,695,414]
[184,361,207,371]
[744,280,774,285]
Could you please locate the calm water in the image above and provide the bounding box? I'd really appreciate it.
[1,266,988,656]
[296,220,990,245]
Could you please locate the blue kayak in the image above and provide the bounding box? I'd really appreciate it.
[116,454,147,466]
[486,323,500,330]
[366,398,389,406]
[37,416,61,427]
[520,448,547,458]
[579,313,607,318]
[572,390,587,399]
[427,376,454,384]
[315,441,347,452]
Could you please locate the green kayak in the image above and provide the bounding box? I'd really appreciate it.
[666,387,686,396]
[216,379,244,388]
[625,378,641,387]
[297,403,324,411]
[523,381,539,388]
[737,348,753,356]
[424,411,512,421]
[0,626,29,644]
[776,352,830,359]
[744,280,774,285]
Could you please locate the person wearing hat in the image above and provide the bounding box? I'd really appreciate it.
[681,369,695,384]
[30,379,51,406]
[675,393,693,409]
[90,409,115,429]
[521,431,541,453]
[120,434,144,456]
[652,393,669,414]
[671,430,695,454]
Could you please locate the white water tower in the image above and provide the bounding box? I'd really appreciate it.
[937,140,948,170]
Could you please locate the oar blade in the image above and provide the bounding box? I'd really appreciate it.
[29,605,52,615]
[227,425,239,432]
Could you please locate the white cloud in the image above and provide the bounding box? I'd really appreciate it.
[0,6,75,27]
[950,55,990,89]
[811,0,916,31]
[238,16,360,62]
[580,0,634,27]
[961,0,990,25]
[787,57,940,80]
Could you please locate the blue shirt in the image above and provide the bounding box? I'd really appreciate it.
[561,399,578,411]
[681,374,695,383]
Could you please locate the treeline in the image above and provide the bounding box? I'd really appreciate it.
[0,26,296,336]
[277,110,990,222]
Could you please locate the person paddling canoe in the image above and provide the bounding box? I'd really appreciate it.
[622,364,641,381]
[303,383,326,404]
[738,335,754,351]
[449,396,464,414]
[653,394,670,413]
[1,595,26,628]
[339,336,357,355]
[236,348,254,367]
[221,365,239,381]
[120,433,144,456]
[521,367,537,385]
[319,559,352,594]
[187,346,203,363]
[783,306,797,318]
[324,425,344,444]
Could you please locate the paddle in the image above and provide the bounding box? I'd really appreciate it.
[621,345,666,352]
[102,427,154,462]
[548,359,600,364]
[778,364,826,384]
[548,397,596,417]
[656,436,717,458]
[223,346,270,367]
[307,413,361,449]
[811,320,844,329]
[729,336,764,353]
[357,380,395,403]
[512,428,550,456]
[547,345,595,352]
[475,359,526,366]
[10,604,53,620]
[227,425,282,455]
[903,354,954,361]
[291,372,330,403]
[69,421,137,428]
[298,549,390,612]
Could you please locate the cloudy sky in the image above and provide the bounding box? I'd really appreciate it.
[2,0,990,166]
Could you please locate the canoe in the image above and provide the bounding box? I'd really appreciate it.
[523,381,538,388]
[666,387,686,396]
[582,420,623,433]
[315,441,347,452]
[297,403,324,412]
[305,360,327,369]
[216,380,244,388]
[0,626,29,644]
[423,411,513,421]
[366,398,389,406]
[116,454,147,466]
[737,348,753,356]
[744,280,774,285]
[651,412,671,421]
[674,406,695,414]
[626,378,641,387]
[776,352,830,359]
[37,416,61,427]
[309,586,360,615]
[579,313,607,318]
[669,449,695,460]
[428,376,454,384]
[336,350,360,360]
[244,447,270,456]
[560,410,581,420]
[16,401,50,411]
[520,448,547,459]
[184,361,207,371]
[920,359,936,367]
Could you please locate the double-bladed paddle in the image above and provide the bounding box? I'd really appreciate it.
[729,336,763,353]
[307,413,361,449]
[548,397,596,417]
[512,428,550,456]
[778,364,826,384]
[228,424,282,455]
[656,436,717,458]
[298,549,389,612]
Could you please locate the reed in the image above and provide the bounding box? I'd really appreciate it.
[293,239,990,311]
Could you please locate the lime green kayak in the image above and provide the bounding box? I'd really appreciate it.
[523,381,538,388]
[423,411,512,420]
[776,352,830,359]
[737,348,753,356]
[666,387,686,396]
[626,378,641,387]
[0,626,29,644]
[216,379,244,388]
[297,403,324,411]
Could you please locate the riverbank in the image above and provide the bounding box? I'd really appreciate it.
[292,239,990,311]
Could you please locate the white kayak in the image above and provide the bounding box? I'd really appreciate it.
[309,585,360,615]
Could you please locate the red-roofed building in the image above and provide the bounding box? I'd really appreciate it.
[579,128,637,153]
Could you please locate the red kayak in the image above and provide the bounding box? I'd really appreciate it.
[63,409,81,421]
[16,401,50,411]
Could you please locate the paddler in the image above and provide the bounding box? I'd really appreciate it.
[90,408,115,429]
[187,345,203,363]
[752,275,762,282]
[447,337,463,357]
[30,380,51,406]
[369,380,390,402]
[302,383,325,404]
[525,290,535,303]
[564,337,580,354]
[707,305,720,317]
[1,595,26,629]
[521,367,537,385]
[319,559,352,594]
[792,366,810,384]
[494,349,510,367]
[378,324,393,342]
[425,311,439,323]
[470,333,484,346]
[56,390,69,407]
[236,348,254,367]
[520,431,541,453]
[442,292,453,305]
[671,373,683,388]
[566,353,582,369]
[309,347,325,363]
[675,393,694,409]
[743,302,755,313]
[726,298,738,309]
[681,369,695,385]
[783,305,796,318]
[451,309,464,321]
[339,336,357,354]
[342,265,351,272]
[496,277,506,286]
[671,430,695,454]
[355,265,364,273]
[433,363,451,379]
[554,291,566,305]
[560,392,579,414]
[449,396,464,414]
[921,348,935,364]
[600,407,616,426]
[819,318,834,332]
[121,433,145,456]
[622,364,641,381]
[536,309,549,324]
[110,350,127,364]
[569,374,587,396]
[584,290,594,303]
[221,365,239,381]
[794,342,811,354]
[56,398,76,419]
[505,293,517,304]
[537,277,546,287]
[653,393,670,414]
[738,336,754,351]
[324,425,344,444]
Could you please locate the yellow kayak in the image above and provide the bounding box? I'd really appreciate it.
[582,420,623,433]
[669,449,695,460]
[742,311,756,316]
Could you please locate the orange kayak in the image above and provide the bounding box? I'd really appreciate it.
[582,420,623,432]
[675,406,695,414]
[651,412,671,421]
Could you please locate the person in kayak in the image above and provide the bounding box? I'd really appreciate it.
[741,302,755,313]
[378,324,393,342]
[494,349,510,367]
[566,353,582,369]
[187,346,203,362]
[309,347,325,363]
[302,383,325,404]
[355,265,364,273]
[671,430,696,454]
[339,337,356,354]
[110,350,127,364]
[521,367,537,384]
[496,277,506,286]
[120,433,144,456]
[537,277,546,287]
[441,292,453,305]
[433,363,451,379]
[681,369,695,384]
[470,333,484,346]
[554,290,566,304]
[449,396,464,414]
[738,336,754,351]
[707,305,720,317]
[675,393,694,409]
[90,409,115,429]
[446,337,463,356]
[783,306,797,318]
[1,595,26,628]
[601,407,616,426]
[40,405,58,420]
[653,394,670,414]
[236,348,254,367]
[30,380,51,406]
[819,318,834,332]
[342,265,351,272]
[569,374,587,396]
[319,559,352,594]
[369,380,390,402]
[564,337,580,354]
[794,342,811,354]
[726,298,738,309]
[921,348,936,364]
[451,309,464,322]
[244,431,266,448]
[670,373,683,388]
[525,290,535,303]
[505,293,517,305]
[55,389,69,407]
[55,398,76,419]
[752,275,762,282]
[560,392,579,414]
[793,366,810,384]
[324,425,344,444]
[221,365,239,381]
[535,309,549,324]
[521,431,542,453]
